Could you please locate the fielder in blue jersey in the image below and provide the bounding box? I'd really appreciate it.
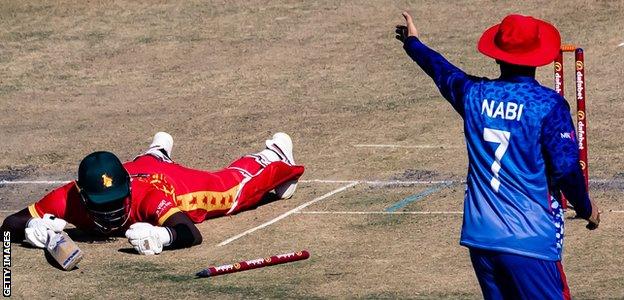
[396,12,600,299]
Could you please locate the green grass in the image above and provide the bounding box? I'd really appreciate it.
[101,261,315,298]
[137,36,154,44]
[7,30,53,41]
[0,83,22,95]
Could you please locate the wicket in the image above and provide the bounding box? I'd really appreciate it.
[554,45,589,209]
[196,250,310,278]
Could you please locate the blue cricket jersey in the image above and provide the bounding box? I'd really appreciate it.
[403,37,592,261]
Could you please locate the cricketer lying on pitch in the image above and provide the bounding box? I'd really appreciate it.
[1,132,304,256]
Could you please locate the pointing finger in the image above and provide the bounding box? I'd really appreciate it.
[402,12,412,23]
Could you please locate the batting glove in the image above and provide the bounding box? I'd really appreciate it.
[125,223,172,255]
[24,214,67,248]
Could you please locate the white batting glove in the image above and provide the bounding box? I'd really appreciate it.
[125,223,172,255]
[24,214,67,248]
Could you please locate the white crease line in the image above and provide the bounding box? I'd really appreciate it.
[217,182,359,246]
[300,179,359,184]
[3,209,621,215]
[0,180,70,185]
[353,144,458,149]
[366,180,456,186]
[302,179,624,186]
[300,179,457,185]
[297,211,463,215]
[589,179,624,184]
[3,178,623,186]
[298,210,624,215]
[619,42,624,47]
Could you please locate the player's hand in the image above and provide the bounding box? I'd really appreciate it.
[24,214,67,248]
[125,222,172,255]
[586,200,600,230]
[395,11,418,42]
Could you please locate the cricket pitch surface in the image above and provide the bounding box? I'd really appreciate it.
[1,1,624,298]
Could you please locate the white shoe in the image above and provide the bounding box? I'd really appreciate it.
[146,132,173,161]
[265,132,295,164]
[265,132,297,199]
[274,179,298,199]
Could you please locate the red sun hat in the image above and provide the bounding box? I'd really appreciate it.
[478,14,561,67]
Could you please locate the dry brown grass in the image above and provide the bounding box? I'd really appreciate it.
[1,0,624,298]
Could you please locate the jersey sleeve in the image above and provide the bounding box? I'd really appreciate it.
[137,189,181,226]
[541,100,592,219]
[28,182,76,219]
[403,36,476,116]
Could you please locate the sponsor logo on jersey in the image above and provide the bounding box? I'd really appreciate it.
[560,130,575,140]
[155,200,173,216]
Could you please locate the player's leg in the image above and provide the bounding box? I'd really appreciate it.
[226,159,304,215]
[225,133,304,214]
[141,132,174,162]
[496,252,571,300]
[125,132,176,175]
[150,131,304,216]
[127,132,304,219]
[122,132,242,222]
[253,132,299,199]
[126,131,178,177]
[469,248,506,300]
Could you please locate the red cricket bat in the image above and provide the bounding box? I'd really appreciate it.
[196,250,310,278]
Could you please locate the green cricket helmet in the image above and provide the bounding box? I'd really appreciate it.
[77,151,131,233]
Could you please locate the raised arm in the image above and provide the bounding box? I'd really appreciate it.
[396,12,475,116]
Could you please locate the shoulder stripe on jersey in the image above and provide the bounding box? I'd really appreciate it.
[28,204,41,218]
[158,207,181,225]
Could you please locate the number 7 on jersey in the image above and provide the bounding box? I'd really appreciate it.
[483,128,511,192]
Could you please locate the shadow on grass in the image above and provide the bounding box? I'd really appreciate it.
[227,191,283,216]
[65,228,119,244]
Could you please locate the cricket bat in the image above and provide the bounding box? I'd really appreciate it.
[46,231,84,271]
